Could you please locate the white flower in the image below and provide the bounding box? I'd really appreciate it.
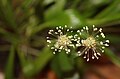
[47,25,75,54]
[76,25,109,61]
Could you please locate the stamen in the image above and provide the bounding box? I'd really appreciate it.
[59,26,62,28]
[53,52,56,54]
[47,40,51,43]
[46,37,49,39]
[65,25,67,28]
[86,26,89,30]
[93,28,98,31]
[87,58,89,61]
[102,47,105,49]
[99,28,102,32]
[47,25,75,54]
[67,29,69,32]
[93,25,95,28]
[101,33,105,38]
[104,43,109,46]
[81,29,84,32]
[102,50,104,53]
[51,47,54,49]
[106,40,109,43]
[78,51,81,53]
[100,41,103,45]
[56,27,59,30]
[76,25,109,61]
[77,30,80,33]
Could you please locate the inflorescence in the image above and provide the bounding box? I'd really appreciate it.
[47,25,75,54]
[76,25,109,61]
[47,25,110,61]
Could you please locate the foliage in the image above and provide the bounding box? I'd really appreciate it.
[0,0,120,78]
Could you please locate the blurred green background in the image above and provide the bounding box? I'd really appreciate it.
[0,0,120,79]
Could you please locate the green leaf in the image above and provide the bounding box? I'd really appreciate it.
[31,12,70,36]
[5,46,15,79]
[32,9,86,36]
[65,9,87,28]
[0,28,19,44]
[88,0,120,25]
[0,27,7,34]
[105,48,120,67]
[0,0,17,28]
[95,0,120,19]
[21,0,35,9]
[43,0,55,5]
[58,51,73,72]
[44,0,66,21]
[34,47,53,73]
[71,0,81,8]
[23,47,54,77]
[17,48,28,68]
[17,47,35,77]
[51,56,63,78]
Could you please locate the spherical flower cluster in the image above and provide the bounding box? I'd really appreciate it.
[47,25,110,61]
[76,25,109,61]
[47,25,75,54]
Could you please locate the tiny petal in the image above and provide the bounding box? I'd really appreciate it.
[102,50,104,52]
[99,28,102,32]
[97,53,101,56]
[67,29,70,31]
[59,26,62,28]
[101,33,105,38]
[84,56,86,58]
[87,58,89,61]
[83,27,85,29]
[51,47,54,49]
[55,49,57,51]
[67,49,71,52]
[77,30,80,33]
[68,35,73,38]
[93,28,98,31]
[85,52,87,54]
[92,56,95,59]
[60,46,63,49]
[81,29,84,32]
[96,35,99,38]
[102,46,105,49]
[106,40,110,43]
[78,51,81,53]
[104,43,109,46]
[46,37,49,39]
[53,52,56,54]
[55,32,58,34]
[86,26,89,30]
[65,25,67,28]
[56,27,59,30]
[100,41,103,45]
[47,40,51,43]
[76,44,81,47]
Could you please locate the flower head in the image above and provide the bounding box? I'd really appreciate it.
[47,25,75,54]
[76,25,109,61]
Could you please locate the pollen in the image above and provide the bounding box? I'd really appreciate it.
[55,35,71,48]
[82,36,96,48]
